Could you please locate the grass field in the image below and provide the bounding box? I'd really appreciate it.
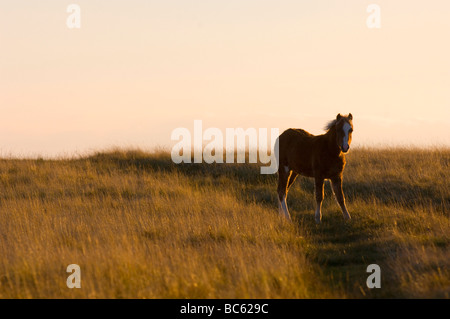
[0,148,448,298]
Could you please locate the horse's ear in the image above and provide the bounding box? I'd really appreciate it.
[348,113,353,120]
[336,113,342,120]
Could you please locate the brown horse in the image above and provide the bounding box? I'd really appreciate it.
[275,113,353,223]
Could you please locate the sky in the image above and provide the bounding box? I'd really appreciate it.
[0,0,449,157]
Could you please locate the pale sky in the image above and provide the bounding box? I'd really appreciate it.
[0,1,449,157]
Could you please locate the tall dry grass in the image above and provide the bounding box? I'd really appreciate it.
[0,148,448,298]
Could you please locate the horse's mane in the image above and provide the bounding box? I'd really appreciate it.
[324,119,337,132]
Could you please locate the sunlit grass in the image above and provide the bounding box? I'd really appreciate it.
[0,148,448,298]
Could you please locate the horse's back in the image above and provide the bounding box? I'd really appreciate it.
[279,128,315,146]
[276,128,323,176]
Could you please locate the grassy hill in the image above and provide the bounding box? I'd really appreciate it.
[0,148,448,298]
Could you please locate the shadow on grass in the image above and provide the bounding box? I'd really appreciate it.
[85,150,273,185]
[293,209,402,298]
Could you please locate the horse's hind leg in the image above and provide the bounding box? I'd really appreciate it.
[277,165,292,221]
[314,177,324,224]
[287,172,298,192]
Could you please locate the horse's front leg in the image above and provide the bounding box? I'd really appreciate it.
[314,177,324,223]
[331,177,351,220]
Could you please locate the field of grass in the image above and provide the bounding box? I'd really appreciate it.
[0,148,448,298]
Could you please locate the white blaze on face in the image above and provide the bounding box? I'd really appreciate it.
[342,122,352,152]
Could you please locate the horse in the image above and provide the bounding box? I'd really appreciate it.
[275,113,353,223]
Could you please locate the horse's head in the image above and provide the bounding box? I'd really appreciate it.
[335,113,353,153]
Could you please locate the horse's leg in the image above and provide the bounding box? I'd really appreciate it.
[287,172,298,192]
[314,177,324,224]
[277,165,292,221]
[331,177,351,220]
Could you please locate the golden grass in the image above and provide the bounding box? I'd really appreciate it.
[0,148,448,298]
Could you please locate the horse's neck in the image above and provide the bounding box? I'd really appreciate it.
[324,127,342,156]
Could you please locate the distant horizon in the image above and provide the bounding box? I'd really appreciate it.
[1,139,449,160]
[1,112,449,158]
